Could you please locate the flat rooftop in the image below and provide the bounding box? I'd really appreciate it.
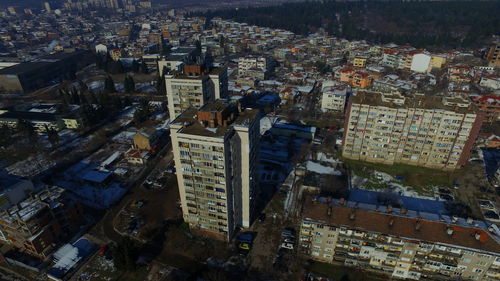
[351,92,476,114]
[172,101,259,138]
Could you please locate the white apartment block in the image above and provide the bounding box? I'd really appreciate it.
[321,81,348,112]
[238,56,269,75]
[170,100,260,240]
[165,67,227,119]
[342,92,484,170]
[300,197,500,281]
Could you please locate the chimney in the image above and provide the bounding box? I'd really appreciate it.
[475,232,481,241]
[446,227,454,236]
[389,218,394,227]
[415,221,421,231]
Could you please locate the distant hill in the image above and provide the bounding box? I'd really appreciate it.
[201,0,500,50]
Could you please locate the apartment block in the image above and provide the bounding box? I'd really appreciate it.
[338,67,373,89]
[471,95,500,123]
[170,100,260,240]
[321,81,349,112]
[342,92,484,170]
[0,186,84,258]
[165,65,228,119]
[238,56,269,74]
[352,56,367,68]
[485,43,500,68]
[299,197,500,281]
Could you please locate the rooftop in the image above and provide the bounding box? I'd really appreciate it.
[303,196,500,254]
[351,92,476,114]
[172,100,259,137]
[1,186,66,223]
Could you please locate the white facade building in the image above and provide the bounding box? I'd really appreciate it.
[410,53,432,73]
[321,81,348,112]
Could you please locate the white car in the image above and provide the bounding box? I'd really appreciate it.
[281,242,294,250]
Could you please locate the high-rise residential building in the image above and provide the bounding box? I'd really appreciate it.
[299,196,500,281]
[342,92,484,170]
[43,2,52,13]
[170,100,260,240]
[165,65,227,119]
[484,43,500,68]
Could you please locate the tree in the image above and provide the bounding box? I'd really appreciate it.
[0,124,14,148]
[104,76,116,93]
[107,60,124,74]
[340,274,350,281]
[195,40,202,54]
[112,238,139,271]
[17,119,37,145]
[140,60,148,74]
[46,126,59,148]
[131,59,140,73]
[124,76,135,93]
[133,98,152,124]
[161,40,171,57]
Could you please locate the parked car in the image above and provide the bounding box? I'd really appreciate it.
[281,242,294,250]
[239,242,251,250]
[165,165,176,173]
[236,233,253,243]
[98,244,109,255]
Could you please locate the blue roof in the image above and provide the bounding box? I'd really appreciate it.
[273,123,315,133]
[47,238,96,279]
[348,188,446,214]
[257,94,279,103]
[80,170,112,183]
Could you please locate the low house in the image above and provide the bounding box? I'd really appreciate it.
[46,238,96,281]
[132,128,158,151]
[126,148,150,165]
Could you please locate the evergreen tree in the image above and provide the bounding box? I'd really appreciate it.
[156,75,165,95]
[133,98,152,124]
[17,119,37,145]
[124,76,135,93]
[140,60,148,74]
[131,59,140,73]
[104,76,116,93]
[45,126,59,148]
[112,237,139,271]
[0,124,14,148]
[161,40,172,57]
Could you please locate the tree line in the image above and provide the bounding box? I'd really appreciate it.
[200,1,499,49]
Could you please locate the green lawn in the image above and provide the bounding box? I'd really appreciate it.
[344,159,454,189]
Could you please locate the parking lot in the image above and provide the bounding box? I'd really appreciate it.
[114,172,181,242]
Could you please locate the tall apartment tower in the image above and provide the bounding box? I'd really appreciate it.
[342,92,484,170]
[165,65,228,119]
[170,100,260,240]
[43,2,52,13]
[484,42,500,68]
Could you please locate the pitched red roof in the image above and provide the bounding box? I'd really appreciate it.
[303,198,500,253]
